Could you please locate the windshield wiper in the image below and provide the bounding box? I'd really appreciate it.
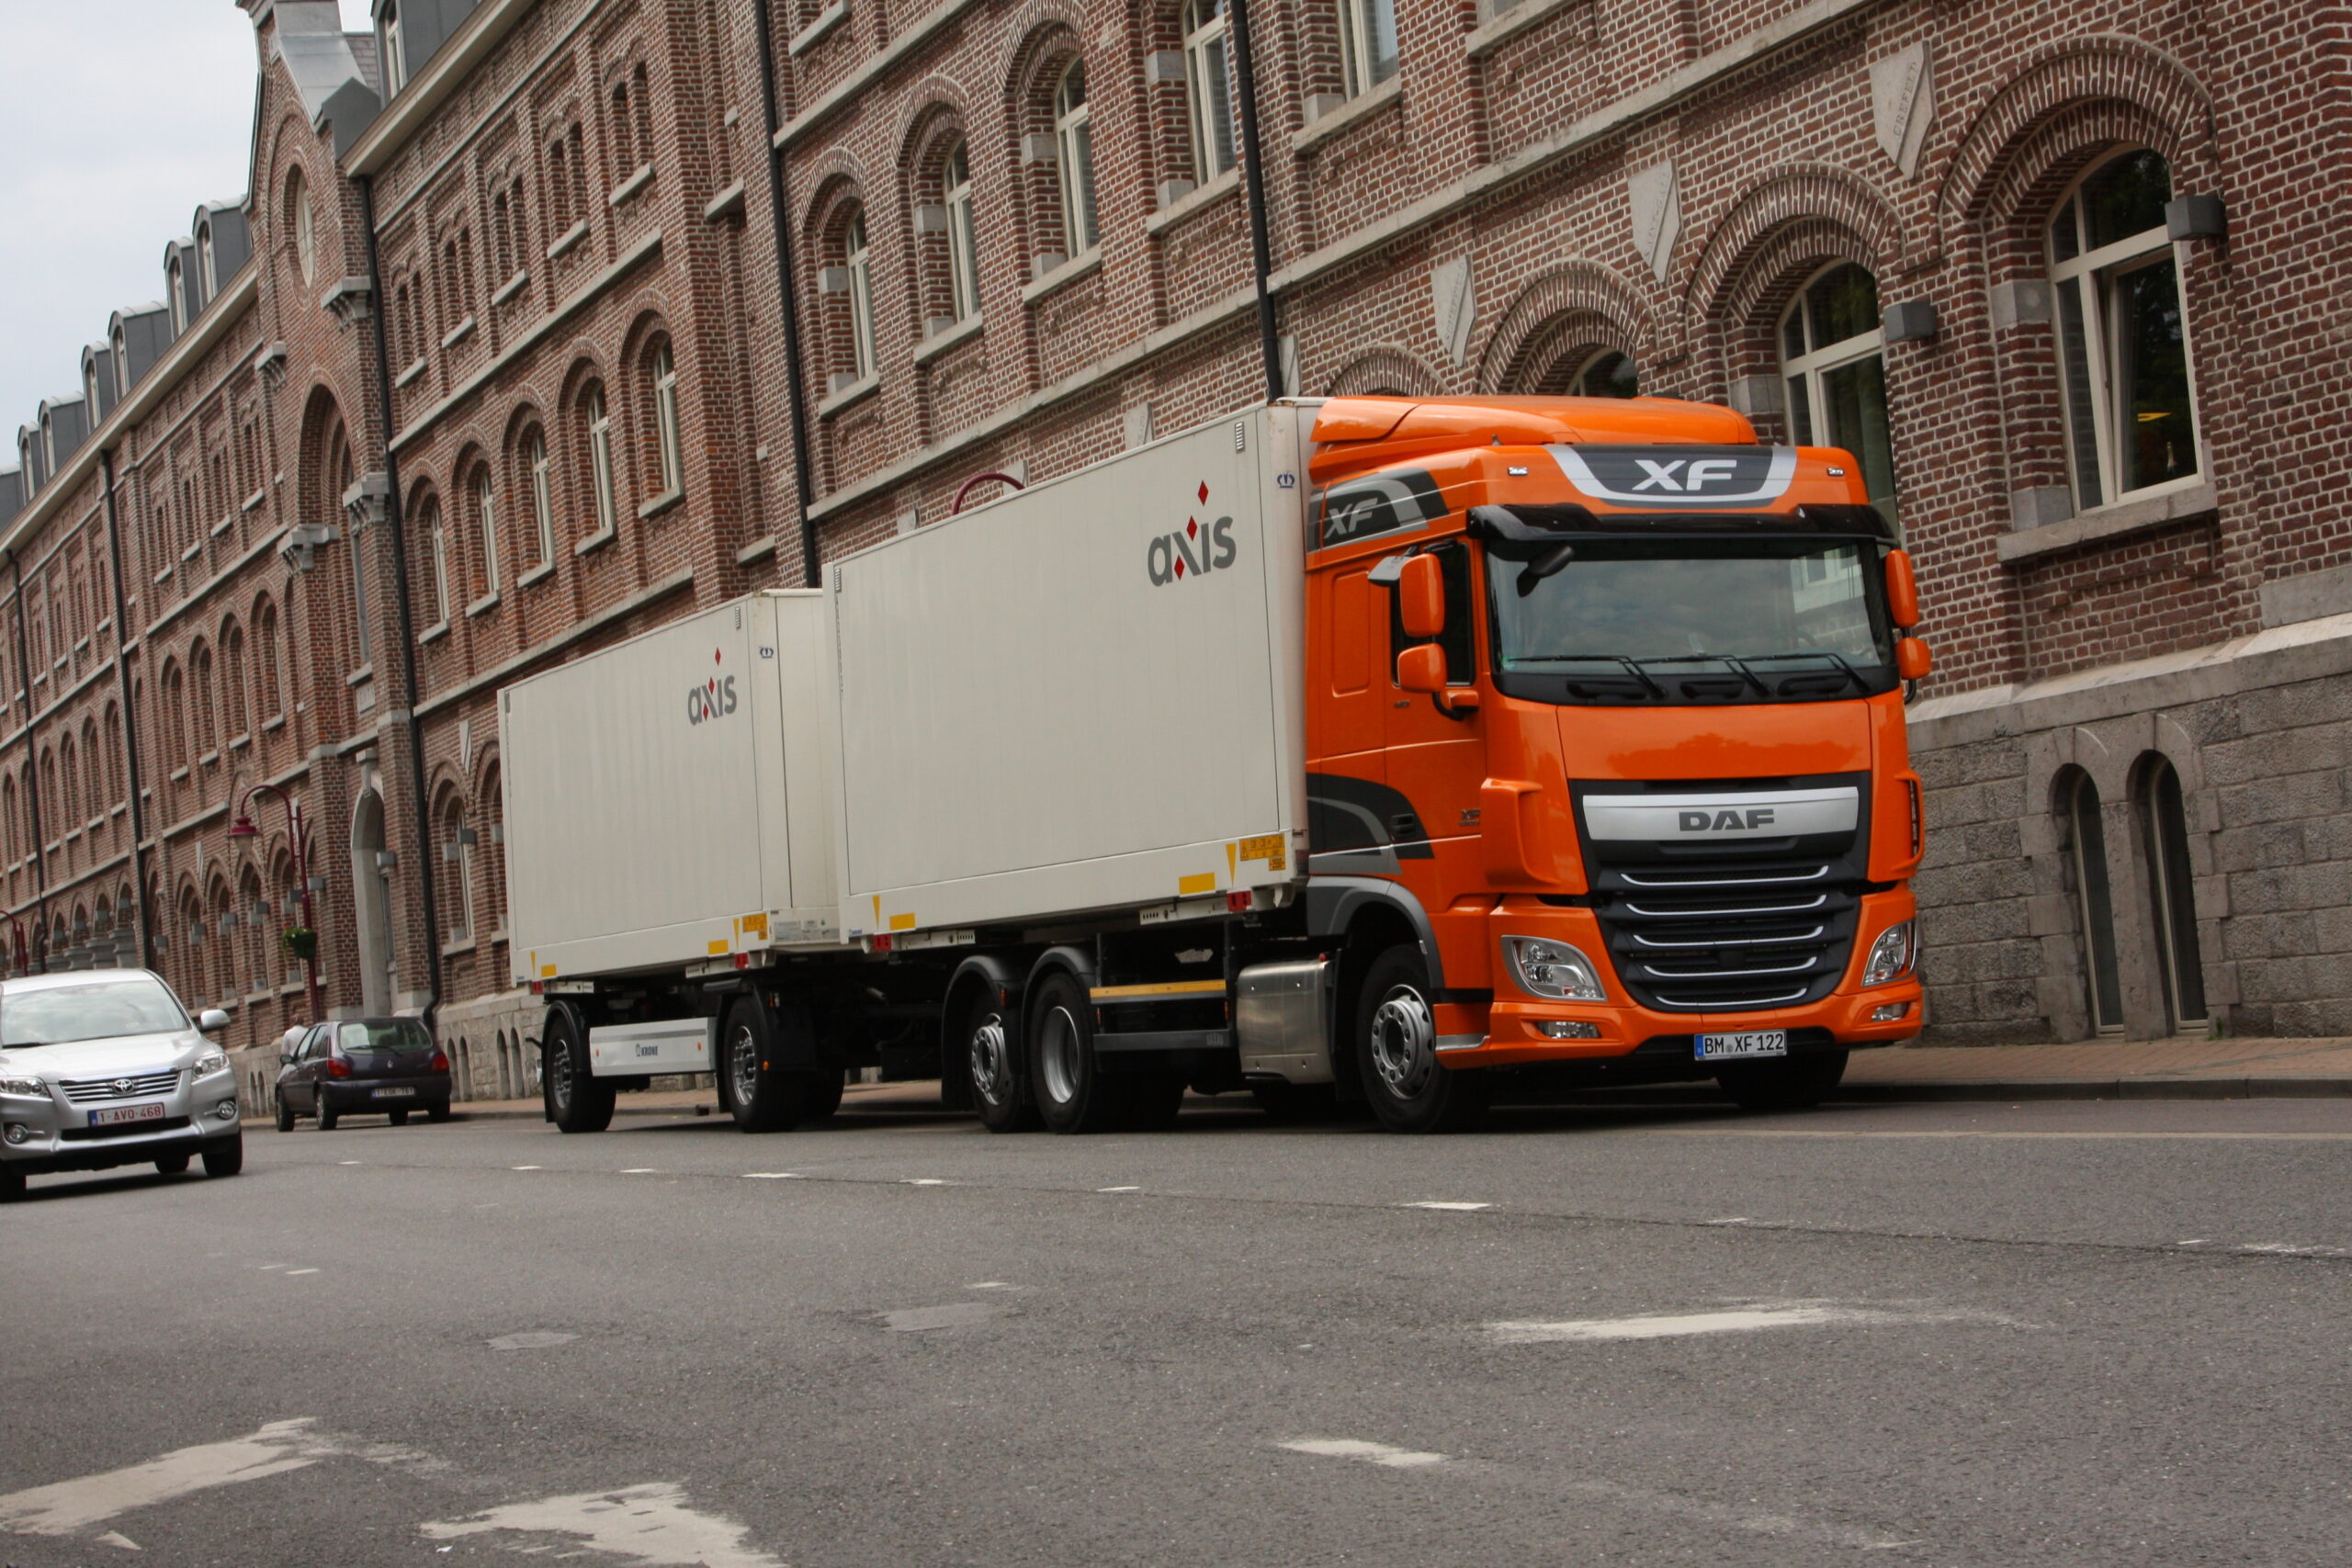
[1749,649,1868,692]
[1509,654,1666,696]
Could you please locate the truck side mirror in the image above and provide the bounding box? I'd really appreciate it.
[1397,554,1445,640]
[1884,549,1920,629]
[1396,643,1447,694]
[1896,637,1933,681]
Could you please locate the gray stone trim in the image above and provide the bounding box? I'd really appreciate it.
[1997,479,2218,562]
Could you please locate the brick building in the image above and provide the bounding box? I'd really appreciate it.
[2,0,2347,1095]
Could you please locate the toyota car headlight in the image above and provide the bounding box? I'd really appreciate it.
[1503,937,1607,1002]
[1863,921,1917,987]
[190,1052,232,1079]
[0,1076,44,1098]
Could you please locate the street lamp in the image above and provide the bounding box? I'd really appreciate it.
[228,784,322,1026]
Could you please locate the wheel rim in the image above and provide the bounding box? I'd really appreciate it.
[1038,1005,1082,1106]
[549,1040,574,1108]
[728,1022,761,1107]
[967,1011,1013,1106]
[1368,984,1437,1100]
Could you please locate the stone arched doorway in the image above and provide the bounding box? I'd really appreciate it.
[350,789,396,1015]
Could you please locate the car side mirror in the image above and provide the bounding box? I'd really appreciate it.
[198,1008,230,1036]
[1396,554,1445,640]
[1896,637,1933,681]
[1884,549,1920,629]
[1396,643,1447,694]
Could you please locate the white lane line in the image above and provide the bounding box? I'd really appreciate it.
[420,1482,785,1568]
[1281,1438,1448,1470]
[284,1269,320,1277]
[903,1178,949,1186]
[876,1302,1012,1332]
[1097,1185,1141,1192]
[1487,1300,2016,1345]
[1405,1201,1491,1212]
[967,1281,1019,1291]
[741,1172,801,1179]
[618,1168,660,1175]
[94,1529,141,1551]
[338,1160,363,1167]
[0,1418,427,1537]
[511,1165,542,1171]
[489,1331,580,1351]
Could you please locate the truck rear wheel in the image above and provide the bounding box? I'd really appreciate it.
[724,996,814,1134]
[1716,1049,1849,1111]
[962,992,1037,1133]
[1355,945,1488,1134]
[1028,971,1121,1134]
[545,1007,616,1134]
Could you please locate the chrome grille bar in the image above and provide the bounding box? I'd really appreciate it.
[59,1070,183,1104]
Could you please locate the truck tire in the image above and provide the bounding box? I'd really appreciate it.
[961,991,1037,1134]
[1028,971,1121,1134]
[1355,944,1488,1134]
[545,1008,616,1134]
[806,1064,845,1123]
[1716,1049,1848,1111]
[724,995,814,1134]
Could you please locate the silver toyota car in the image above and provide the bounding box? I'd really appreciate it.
[0,968,243,1201]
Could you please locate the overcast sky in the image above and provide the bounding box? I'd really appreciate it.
[0,2,373,452]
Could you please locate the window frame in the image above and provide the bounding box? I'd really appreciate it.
[1338,0,1400,100]
[2063,770,2125,1038]
[1778,261,1898,525]
[1182,0,1238,185]
[470,466,501,598]
[650,342,683,496]
[523,427,555,569]
[843,211,877,381]
[943,141,981,322]
[585,386,617,536]
[421,498,451,628]
[1053,62,1099,256]
[381,2,407,96]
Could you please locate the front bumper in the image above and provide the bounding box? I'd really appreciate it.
[1,1075,242,1175]
[1433,896,1925,1070]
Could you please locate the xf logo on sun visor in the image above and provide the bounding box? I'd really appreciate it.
[1548,445,1799,509]
[687,647,739,726]
[1148,480,1238,586]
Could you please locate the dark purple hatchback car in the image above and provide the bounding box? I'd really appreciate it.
[273,1019,451,1130]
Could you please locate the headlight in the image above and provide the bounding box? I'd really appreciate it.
[1503,936,1607,1001]
[191,1052,231,1079]
[1862,920,1917,987]
[0,1076,43,1098]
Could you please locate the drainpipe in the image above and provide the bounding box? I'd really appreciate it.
[1228,0,1286,402]
[752,0,820,586]
[97,446,153,965]
[355,172,444,1017]
[7,555,50,965]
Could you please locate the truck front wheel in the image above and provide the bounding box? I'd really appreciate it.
[1715,1049,1848,1111]
[724,996,814,1134]
[1355,945,1488,1134]
[545,1008,616,1134]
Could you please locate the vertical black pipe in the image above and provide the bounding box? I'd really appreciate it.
[96,446,153,965]
[356,171,444,1013]
[1227,0,1286,402]
[7,555,49,964]
[752,0,820,585]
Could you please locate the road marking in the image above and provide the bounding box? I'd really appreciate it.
[490,1331,580,1351]
[420,1482,784,1568]
[512,1165,542,1170]
[967,1281,1020,1291]
[0,1419,426,1537]
[1097,1185,1141,1192]
[284,1269,320,1277]
[338,1160,362,1166]
[1281,1438,1448,1469]
[903,1178,949,1186]
[1649,1128,2352,1141]
[1405,1201,1492,1212]
[741,1172,801,1179]
[1486,1300,2016,1346]
[619,1168,660,1175]
[876,1302,1012,1332]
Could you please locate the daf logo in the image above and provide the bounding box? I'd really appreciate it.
[1148,479,1238,586]
[1681,807,1776,833]
[1630,457,1741,492]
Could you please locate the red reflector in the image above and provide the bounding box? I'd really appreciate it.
[327,1055,351,1078]
[873,934,894,953]
[733,953,751,970]
[1227,890,1252,913]
[529,981,544,995]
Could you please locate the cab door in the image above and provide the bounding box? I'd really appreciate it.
[1382,541,1487,900]
[1306,558,1396,871]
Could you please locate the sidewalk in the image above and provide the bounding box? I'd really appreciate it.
[439,1037,2352,1120]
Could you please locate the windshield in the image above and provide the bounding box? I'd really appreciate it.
[338,1021,434,1054]
[1488,536,1895,705]
[1,976,192,1047]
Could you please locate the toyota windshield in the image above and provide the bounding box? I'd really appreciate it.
[1487,535,1898,705]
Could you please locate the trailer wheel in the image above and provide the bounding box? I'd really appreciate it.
[1716,1049,1848,1111]
[806,1063,846,1123]
[1028,972,1120,1134]
[963,990,1038,1134]
[1354,944,1488,1134]
[545,1008,616,1134]
[724,996,814,1134]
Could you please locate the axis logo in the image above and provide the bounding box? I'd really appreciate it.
[687,648,739,727]
[1148,480,1237,586]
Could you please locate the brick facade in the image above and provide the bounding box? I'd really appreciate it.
[3,0,2348,1090]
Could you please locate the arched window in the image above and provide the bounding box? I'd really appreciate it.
[439,790,473,942]
[2137,758,2208,1034]
[2061,770,2123,1037]
[167,256,187,334]
[470,466,500,598]
[582,383,618,536]
[190,640,217,753]
[163,661,188,771]
[57,736,78,836]
[2049,148,2199,510]
[1781,262,1896,527]
[103,702,123,806]
[648,341,683,496]
[829,209,877,385]
[289,166,317,286]
[522,426,555,569]
[630,62,654,169]
[1339,0,1399,98]
[480,762,506,936]
[1544,347,1637,398]
[80,717,102,824]
[1183,1,1237,184]
[419,497,451,626]
[380,2,408,95]
[1053,63,1099,256]
[943,141,980,323]
[198,223,219,297]
[252,597,283,722]
[238,865,266,997]
[221,619,248,737]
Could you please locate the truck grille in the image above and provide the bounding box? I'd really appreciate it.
[1596,860,1859,1011]
[59,1070,184,1104]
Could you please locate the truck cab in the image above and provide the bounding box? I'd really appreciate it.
[1303,396,1928,1125]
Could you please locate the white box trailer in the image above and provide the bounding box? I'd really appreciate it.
[825,405,1313,942]
[500,591,842,987]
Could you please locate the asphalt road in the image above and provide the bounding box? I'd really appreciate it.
[6,1089,2351,1567]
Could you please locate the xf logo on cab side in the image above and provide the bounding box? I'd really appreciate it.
[1148,480,1238,586]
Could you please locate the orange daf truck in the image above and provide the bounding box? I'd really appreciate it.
[503,394,1928,1137]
